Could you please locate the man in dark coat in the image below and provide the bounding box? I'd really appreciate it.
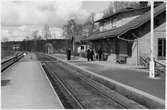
[98,48,103,61]
[87,48,91,61]
[90,49,94,61]
[66,48,71,60]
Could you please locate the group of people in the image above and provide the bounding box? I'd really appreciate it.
[87,48,103,61]
[66,47,103,61]
[86,48,94,61]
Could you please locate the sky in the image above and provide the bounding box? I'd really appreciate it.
[1,0,110,41]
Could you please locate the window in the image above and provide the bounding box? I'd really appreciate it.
[154,19,160,27]
[158,38,166,59]
[81,46,84,50]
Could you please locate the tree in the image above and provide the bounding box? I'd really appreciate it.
[63,19,84,51]
[83,13,95,36]
[32,30,39,39]
[43,24,52,39]
[62,13,100,51]
[63,19,76,39]
[63,19,82,40]
[2,37,9,42]
[22,36,30,51]
[25,36,30,40]
[32,30,41,52]
[1,37,9,53]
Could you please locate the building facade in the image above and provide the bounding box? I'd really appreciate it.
[85,3,166,65]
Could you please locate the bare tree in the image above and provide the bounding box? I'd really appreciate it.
[83,13,98,36]
[22,36,30,51]
[63,13,98,43]
[43,24,52,39]
[32,30,40,51]
[63,19,85,52]
[25,36,30,40]
[32,30,39,39]
[2,37,9,42]
[63,19,84,40]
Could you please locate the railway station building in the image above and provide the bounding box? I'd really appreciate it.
[84,3,166,65]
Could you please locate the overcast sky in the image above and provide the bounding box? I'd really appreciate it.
[1,0,110,41]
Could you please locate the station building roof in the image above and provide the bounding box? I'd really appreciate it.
[86,3,166,41]
[94,6,150,23]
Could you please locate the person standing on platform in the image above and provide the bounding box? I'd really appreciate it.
[98,48,102,61]
[66,48,71,60]
[87,48,91,61]
[90,49,94,61]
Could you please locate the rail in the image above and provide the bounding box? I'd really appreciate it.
[1,53,24,72]
[154,60,166,75]
[140,56,166,75]
[140,56,149,68]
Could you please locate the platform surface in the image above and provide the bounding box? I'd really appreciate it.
[52,53,165,100]
[1,53,63,109]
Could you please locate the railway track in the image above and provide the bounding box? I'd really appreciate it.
[37,53,146,109]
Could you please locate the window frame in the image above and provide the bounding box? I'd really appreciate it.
[157,38,166,60]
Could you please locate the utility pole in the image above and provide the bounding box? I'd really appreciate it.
[149,1,155,78]
[112,2,116,13]
[137,38,139,65]
[71,22,75,52]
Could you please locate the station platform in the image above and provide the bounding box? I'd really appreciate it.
[51,53,165,100]
[1,53,64,109]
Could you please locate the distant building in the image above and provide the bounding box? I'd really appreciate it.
[84,3,166,65]
[74,35,88,56]
[12,44,20,50]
